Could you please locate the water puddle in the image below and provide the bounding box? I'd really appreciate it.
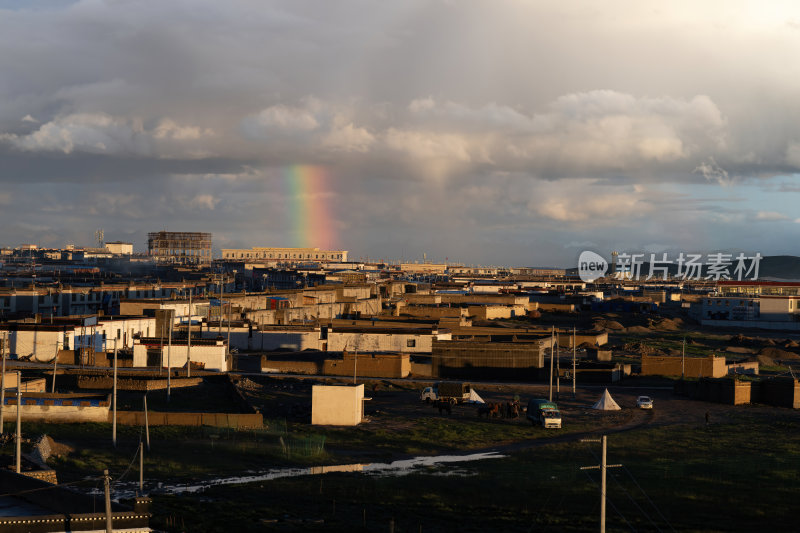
[103,451,505,500]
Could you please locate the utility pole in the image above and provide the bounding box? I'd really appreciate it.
[549,326,554,402]
[103,469,113,533]
[187,290,192,378]
[219,274,223,337]
[139,440,144,493]
[112,340,118,448]
[682,337,686,379]
[556,330,560,400]
[51,340,61,394]
[572,326,577,398]
[581,435,622,533]
[143,395,150,451]
[0,333,6,432]
[167,321,172,402]
[15,371,21,474]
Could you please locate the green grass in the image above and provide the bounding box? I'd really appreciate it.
[147,411,800,532]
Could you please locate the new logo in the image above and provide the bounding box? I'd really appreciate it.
[578,251,608,282]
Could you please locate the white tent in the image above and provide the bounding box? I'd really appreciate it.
[466,389,486,404]
[592,388,621,410]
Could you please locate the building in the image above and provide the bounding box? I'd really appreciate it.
[221,246,347,262]
[148,231,212,266]
[104,241,133,255]
[641,354,727,378]
[311,384,365,425]
[432,336,553,379]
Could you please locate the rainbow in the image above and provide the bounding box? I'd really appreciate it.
[284,165,336,249]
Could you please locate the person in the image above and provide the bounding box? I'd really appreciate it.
[705,411,710,425]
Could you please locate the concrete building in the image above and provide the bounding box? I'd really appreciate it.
[311,384,365,425]
[132,337,229,371]
[104,241,133,255]
[222,246,348,262]
[327,327,451,353]
[1,315,157,362]
[148,231,212,266]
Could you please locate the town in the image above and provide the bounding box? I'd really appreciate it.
[0,233,798,531]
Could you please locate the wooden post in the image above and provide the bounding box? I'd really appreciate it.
[0,333,6,432]
[549,326,554,402]
[143,394,150,451]
[572,326,577,398]
[103,469,113,533]
[112,340,118,448]
[51,340,60,394]
[15,371,21,474]
[139,440,144,493]
[187,290,192,378]
[167,321,172,403]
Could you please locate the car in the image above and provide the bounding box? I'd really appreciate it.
[636,396,654,409]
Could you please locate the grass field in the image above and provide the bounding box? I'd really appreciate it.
[148,412,800,532]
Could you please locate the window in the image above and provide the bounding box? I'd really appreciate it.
[407,339,416,348]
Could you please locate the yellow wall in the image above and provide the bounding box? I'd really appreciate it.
[311,384,364,426]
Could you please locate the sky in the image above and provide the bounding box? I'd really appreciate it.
[2,1,800,267]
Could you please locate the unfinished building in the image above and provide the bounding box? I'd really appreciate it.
[147,231,212,266]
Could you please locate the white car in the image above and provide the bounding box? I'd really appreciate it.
[636,396,654,409]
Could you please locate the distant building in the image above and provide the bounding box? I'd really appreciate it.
[105,241,133,255]
[148,231,212,266]
[221,246,347,262]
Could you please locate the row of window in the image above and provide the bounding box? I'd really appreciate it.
[229,252,342,260]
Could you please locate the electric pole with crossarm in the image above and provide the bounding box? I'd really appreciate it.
[581,435,622,533]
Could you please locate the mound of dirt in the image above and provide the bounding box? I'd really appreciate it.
[764,338,776,346]
[756,354,776,366]
[759,347,800,360]
[725,346,755,354]
[730,334,754,346]
[624,325,651,334]
[593,319,625,331]
[783,340,800,349]
[652,318,683,331]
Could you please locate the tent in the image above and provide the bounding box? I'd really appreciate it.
[466,389,486,404]
[592,388,621,410]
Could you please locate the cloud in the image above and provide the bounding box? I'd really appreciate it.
[694,157,732,186]
[3,113,215,158]
[321,120,375,153]
[755,211,790,221]
[2,1,800,264]
[243,103,321,136]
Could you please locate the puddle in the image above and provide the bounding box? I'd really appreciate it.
[101,451,505,500]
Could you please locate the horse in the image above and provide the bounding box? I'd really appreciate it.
[478,402,501,418]
[434,399,452,415]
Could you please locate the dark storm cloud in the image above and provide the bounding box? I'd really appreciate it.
[2,1,800,263]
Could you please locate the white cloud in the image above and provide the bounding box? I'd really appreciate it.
[153,119,213,141]
[4,113,215,157]
[322,121,375,153]
[756,211,790,221]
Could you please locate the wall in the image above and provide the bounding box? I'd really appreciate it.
[262,358,322,375]
[327,331,450,353]
[641,354,727,378]
[753,378,800,409]
[4,395,110,423]
[323,353,410,378]
[114,410,263,428]
[311,384,364,425]
[674,378,751,405]
[432,339,549,379]
[132,340,228,371]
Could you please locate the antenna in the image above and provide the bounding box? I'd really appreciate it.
[95,229,105,248]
